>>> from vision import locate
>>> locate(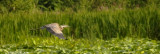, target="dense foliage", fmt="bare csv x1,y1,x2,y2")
0,38,160,53
0,0,160,12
